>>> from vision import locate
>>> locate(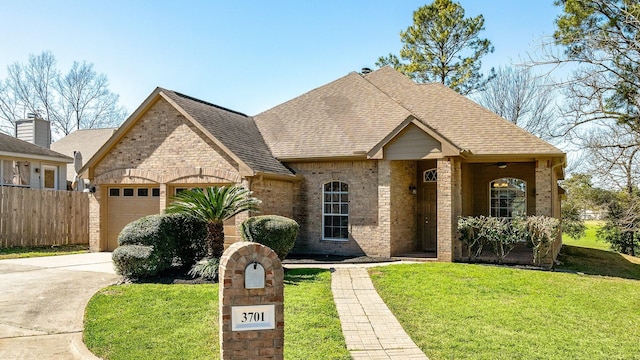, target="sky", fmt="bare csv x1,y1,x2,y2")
0,1,562,117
